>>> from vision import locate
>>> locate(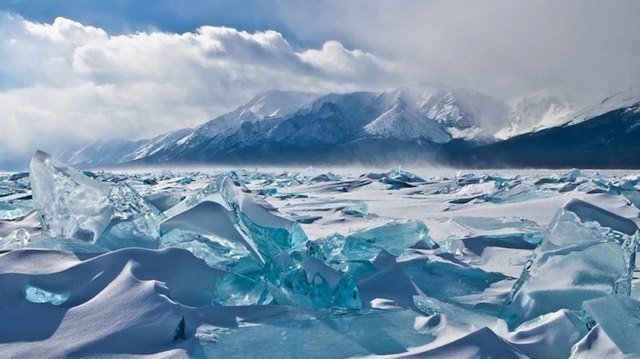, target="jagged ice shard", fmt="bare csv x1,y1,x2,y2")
11,146,640,356
308,220,438,264
159,200,259,272
158,175,353,309
502,198,640,329
30,151,164,250
263,251,361,310
220,177,307,261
